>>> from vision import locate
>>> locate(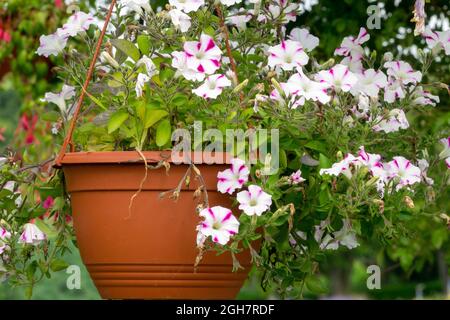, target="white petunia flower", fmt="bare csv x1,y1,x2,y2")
184,34,222,76
287,68,330,104
41,85,76,114
198,206,239,245
268,40,309,71
387,156,421,189
383,79,406,103
319,154,357,179
169,0,205,13
192,74,231,99
335,27,369,57
135,73,150,97
439,137,450,169
315,219,359,250
119,0,152,14
36,33,68,57
411,86,440,106
423,28,450,55
220,0,242,5
341,52,364,74
171,51,205,81
372,108,409,133
237,185,272,216
289,170,306,184
315,64,358,92
217,158,249,194
18,223,46,246
0,227,11,255
137,55,159,77
384,61,422,85
417,159,434,185
168,9,191,33
351,69,388,98
226,9,252,31
289,28,319,52
57,11,95,38
270,82,305,109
